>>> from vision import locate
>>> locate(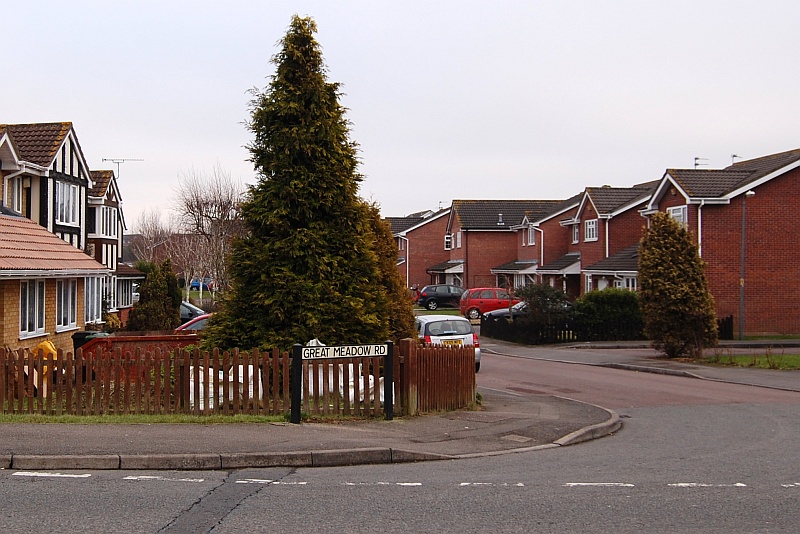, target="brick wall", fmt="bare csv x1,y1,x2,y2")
461,229,518,288
401,214,450,289
1,278,88,354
